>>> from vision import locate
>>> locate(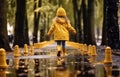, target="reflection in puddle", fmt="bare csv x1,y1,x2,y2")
5,49,79,77
5,47,120,77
